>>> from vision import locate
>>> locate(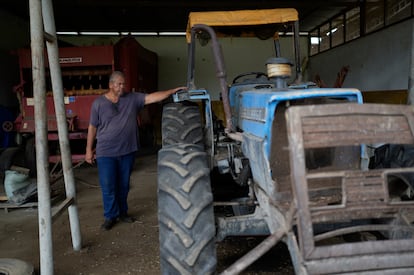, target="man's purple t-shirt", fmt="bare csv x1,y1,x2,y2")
89,92,146,158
